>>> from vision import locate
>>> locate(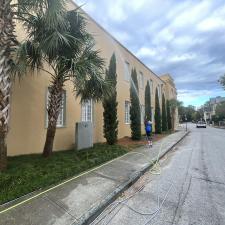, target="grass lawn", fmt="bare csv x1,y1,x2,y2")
0,144,128,205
